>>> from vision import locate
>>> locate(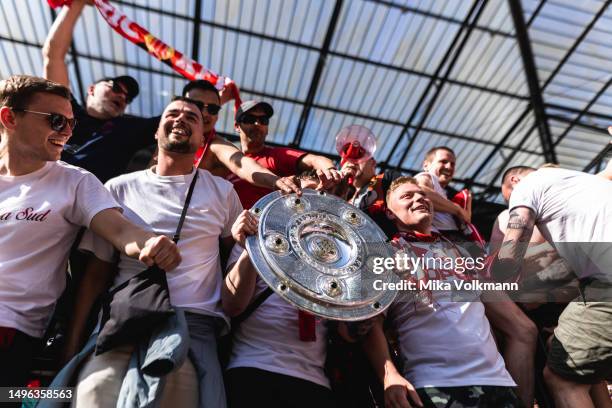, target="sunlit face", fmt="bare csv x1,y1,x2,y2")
156,100,204,154
387,182,433,230
236,106,269,149
7,92,74,163
424,149,456,187
86,80,129,118
184,88,220,134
